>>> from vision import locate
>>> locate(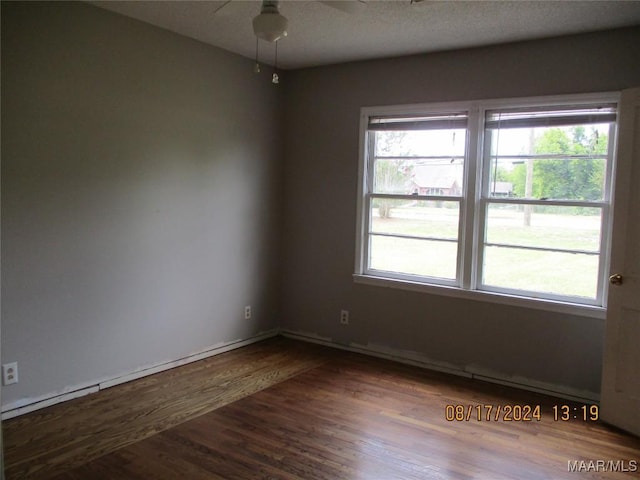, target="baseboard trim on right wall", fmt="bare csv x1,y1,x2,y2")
280,329,600,404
